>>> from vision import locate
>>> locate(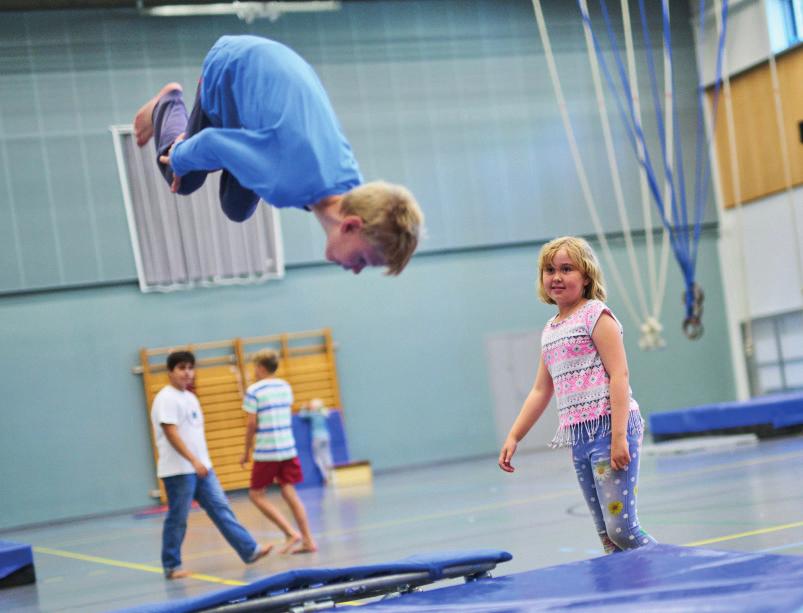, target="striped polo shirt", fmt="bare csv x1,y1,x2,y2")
243,377,297,461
